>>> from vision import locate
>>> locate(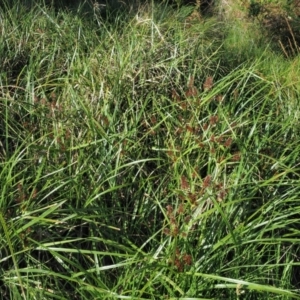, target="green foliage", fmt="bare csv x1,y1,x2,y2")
246,0,300,57
1,0,300,299
248,0,262,17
